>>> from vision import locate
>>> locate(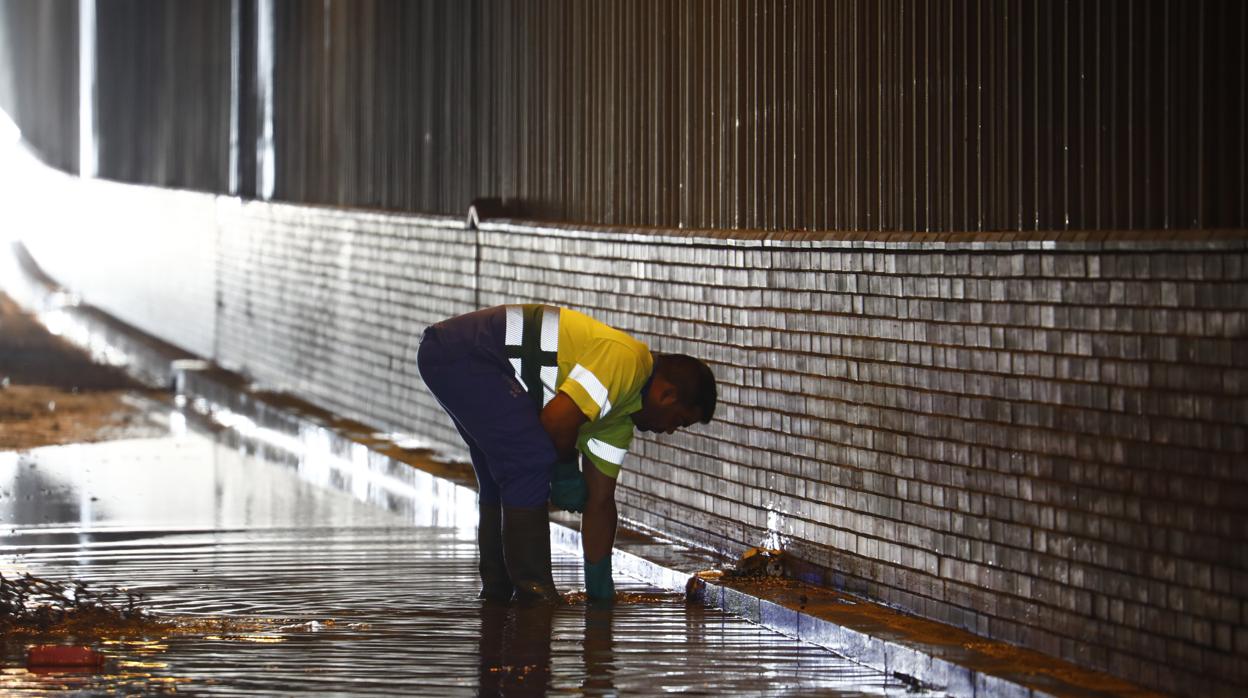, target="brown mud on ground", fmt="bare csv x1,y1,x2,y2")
0,293,167,449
